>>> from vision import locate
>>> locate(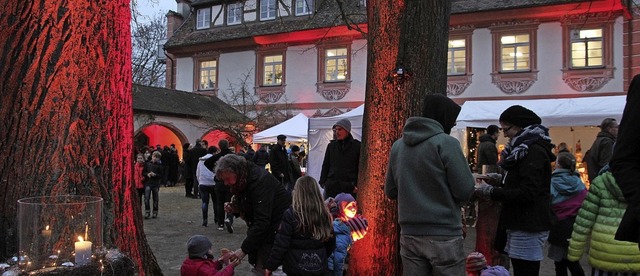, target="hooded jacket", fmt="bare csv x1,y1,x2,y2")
196,153,215,186
384,116,475,236
180,257,234,276
548,168,587,247
568,172,640,272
